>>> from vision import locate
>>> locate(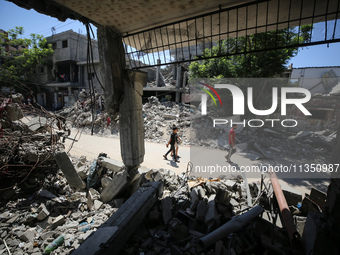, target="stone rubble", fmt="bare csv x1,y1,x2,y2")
0,147,330,254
